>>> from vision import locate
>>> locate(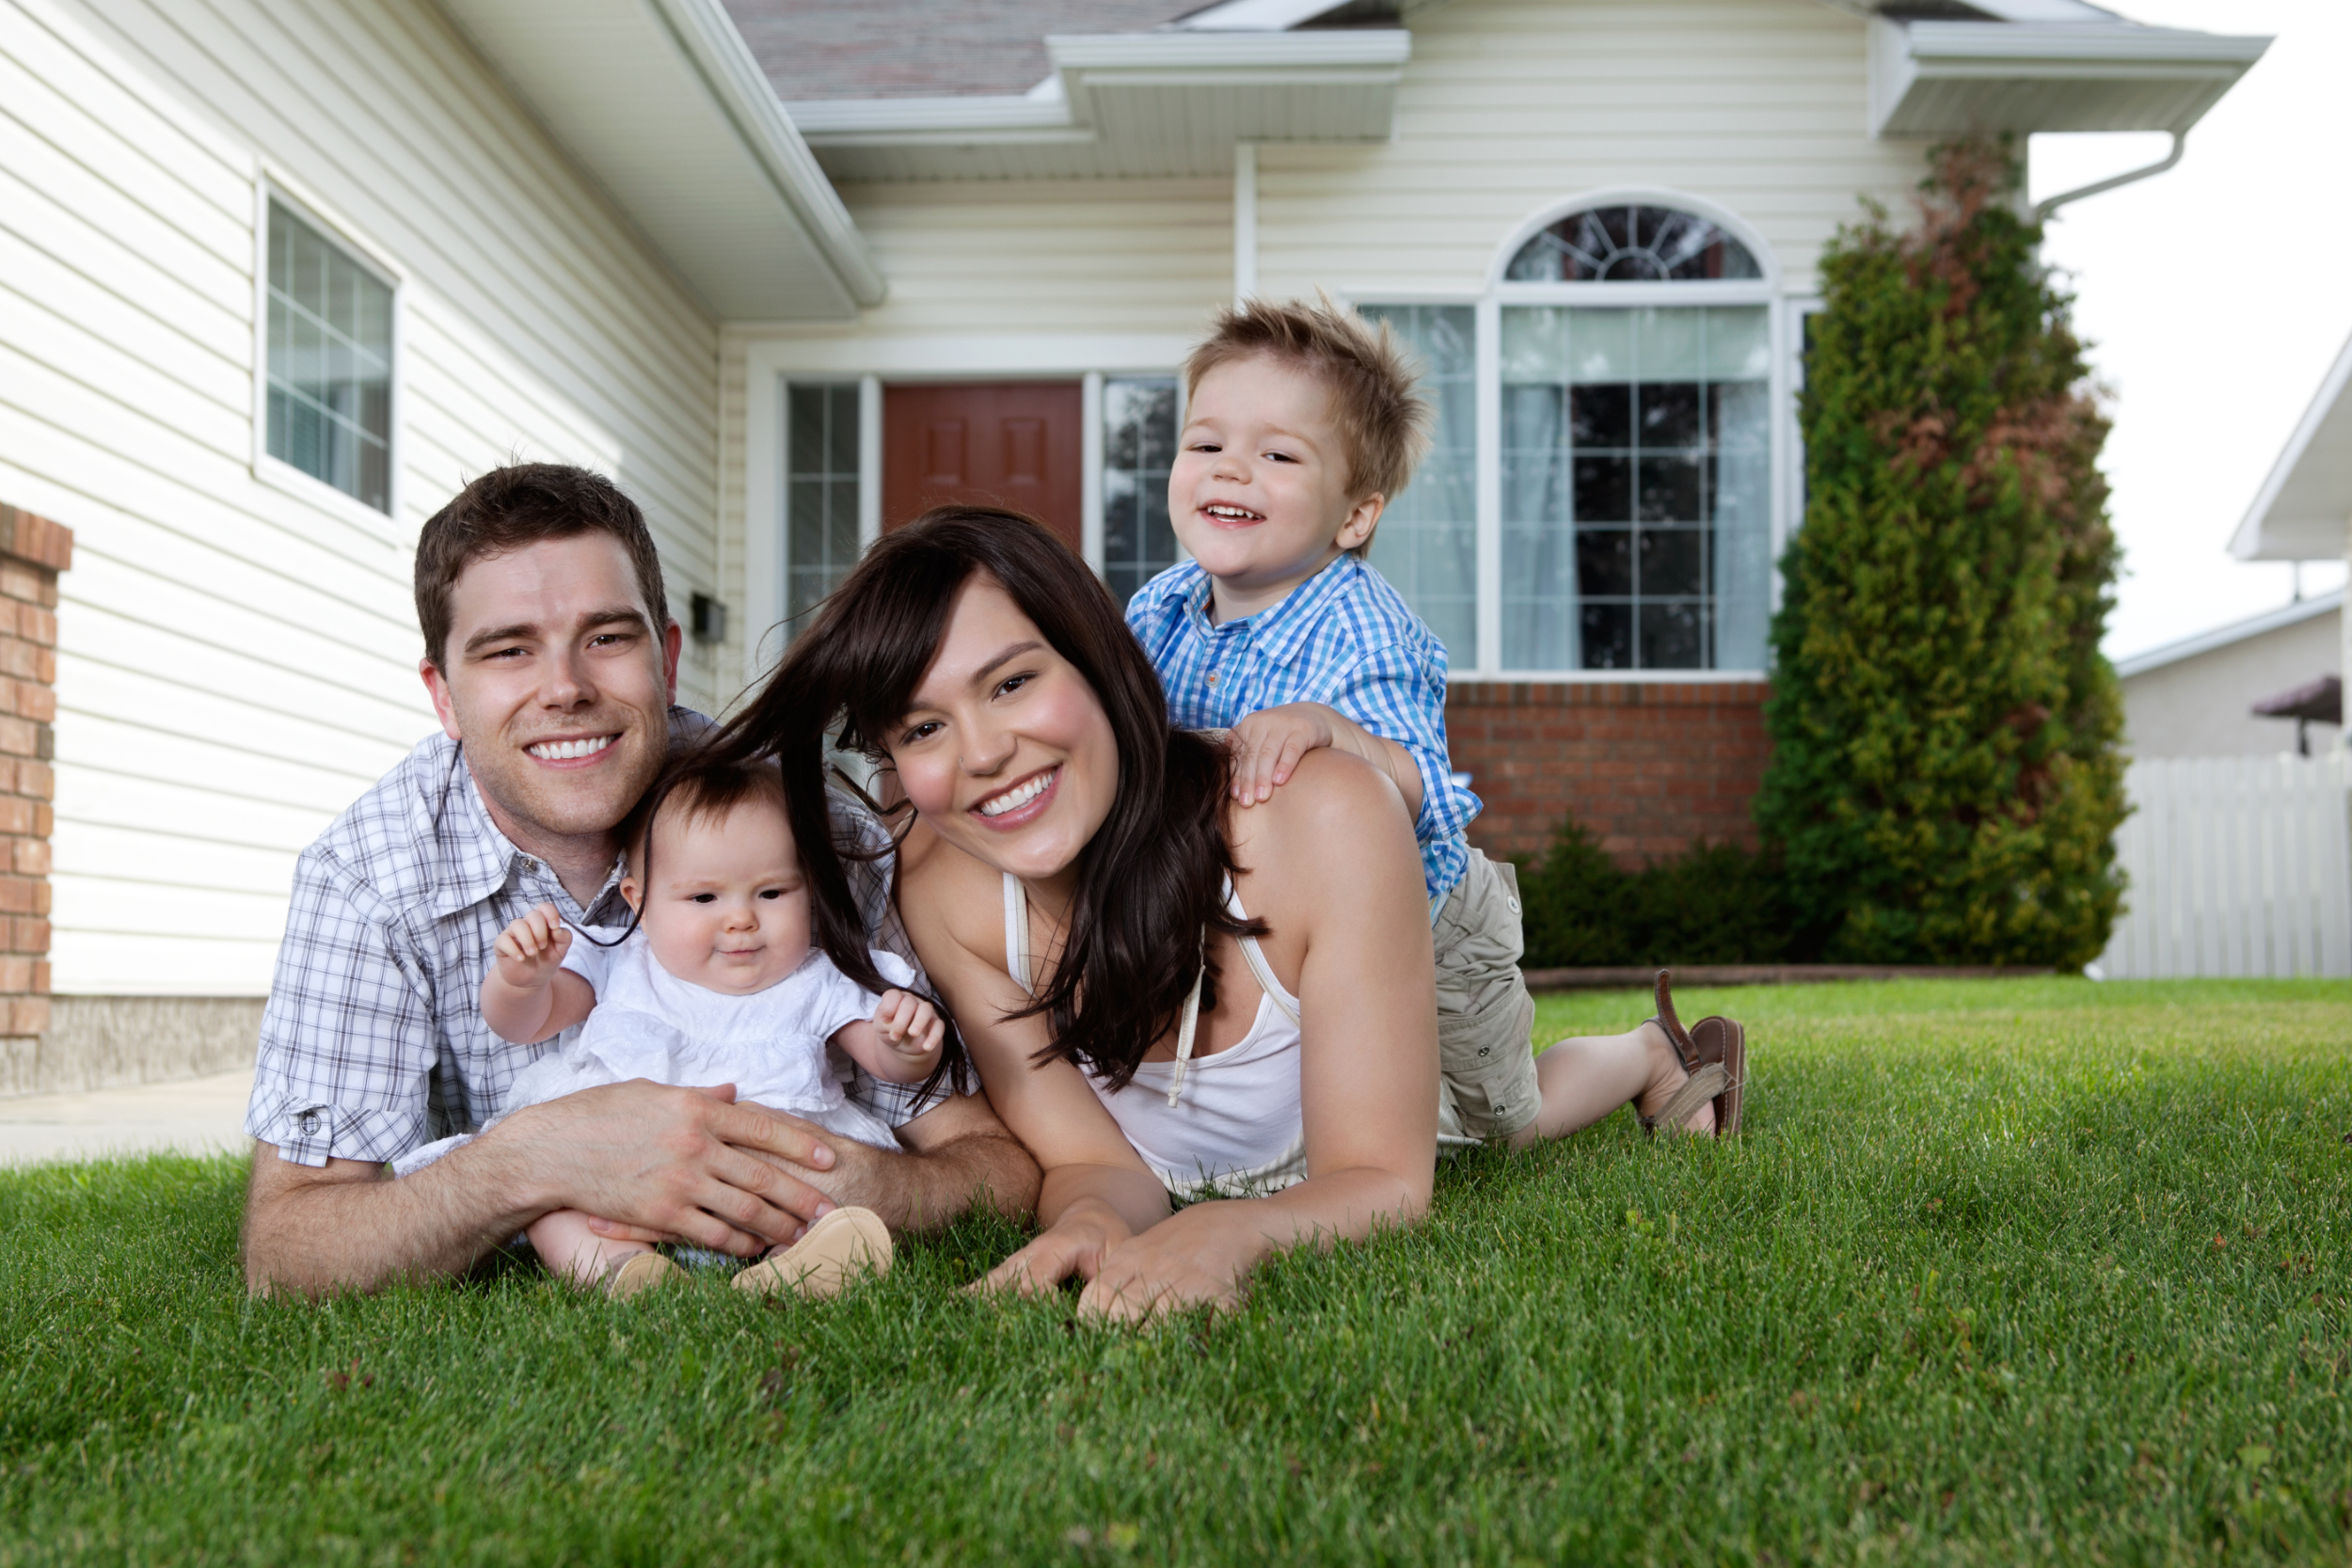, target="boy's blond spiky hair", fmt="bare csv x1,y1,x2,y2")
1183,295,1433,548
